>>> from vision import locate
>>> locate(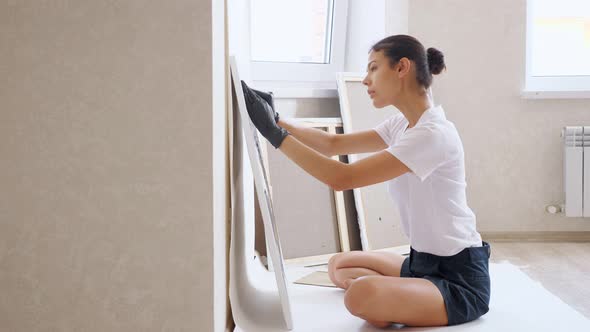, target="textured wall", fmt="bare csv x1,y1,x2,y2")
274,98,340,119
0,1,220,331
409,0,590,232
